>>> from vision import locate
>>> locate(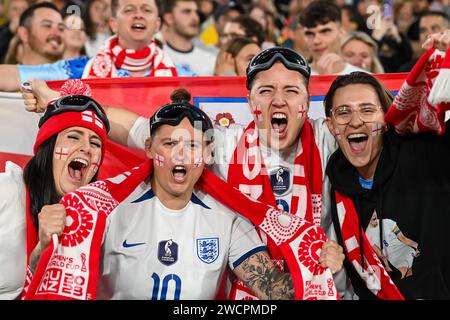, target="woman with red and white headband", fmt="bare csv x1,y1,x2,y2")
0,86,109,299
